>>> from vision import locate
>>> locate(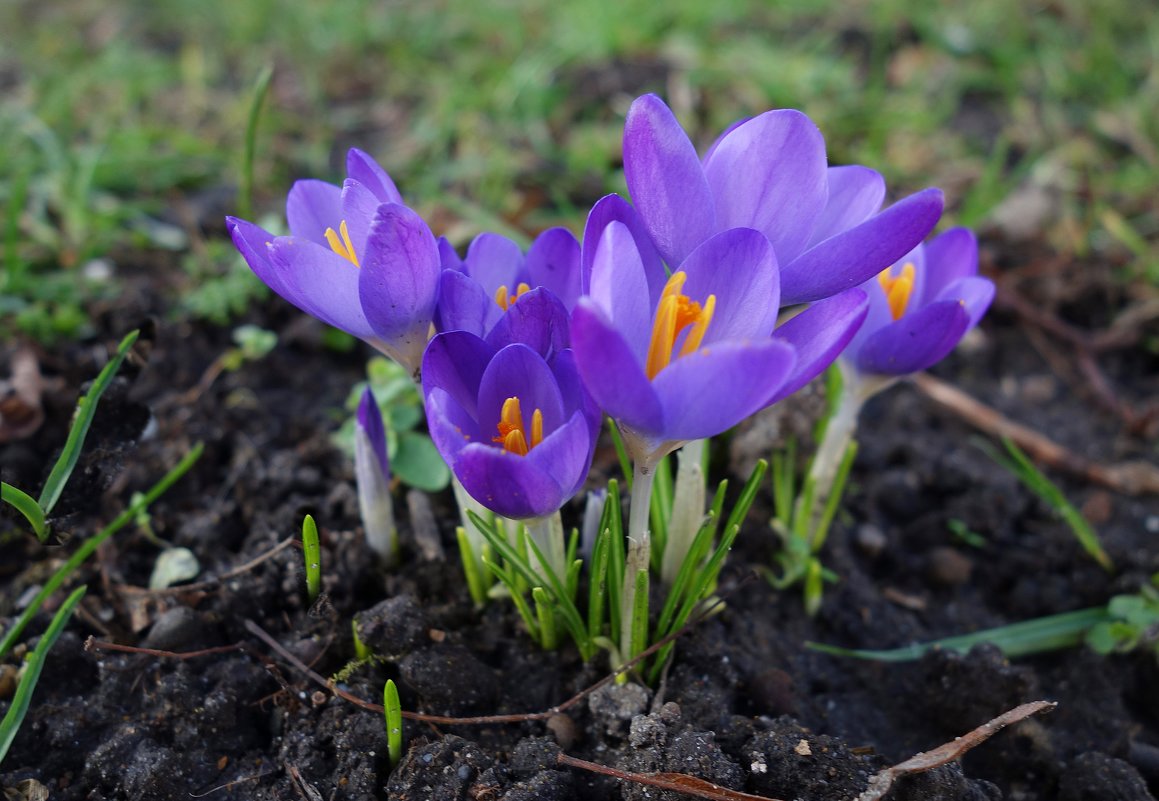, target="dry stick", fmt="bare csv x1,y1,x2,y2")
558,700,1057,801
118,536,297,596
855,700,1056,801
557,753,783,801
244,592,731,725
84,636,244,661
913,373,1159,496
